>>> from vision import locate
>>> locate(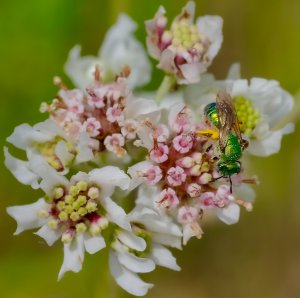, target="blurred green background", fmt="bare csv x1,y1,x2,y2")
1,0,300,297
